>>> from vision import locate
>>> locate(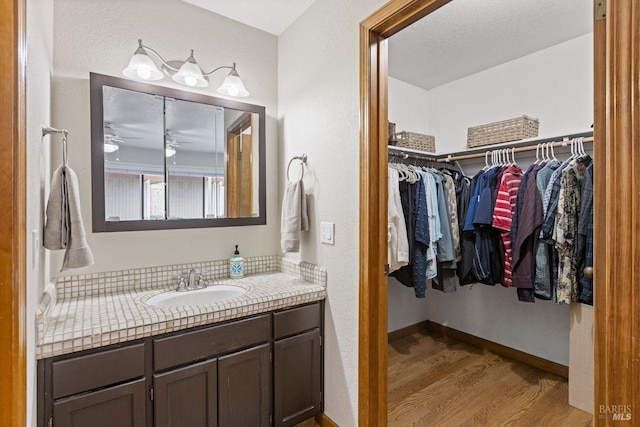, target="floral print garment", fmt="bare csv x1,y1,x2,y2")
555,156,592,304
